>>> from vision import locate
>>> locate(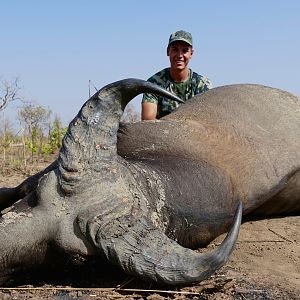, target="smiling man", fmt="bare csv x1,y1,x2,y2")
141,30,212,120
